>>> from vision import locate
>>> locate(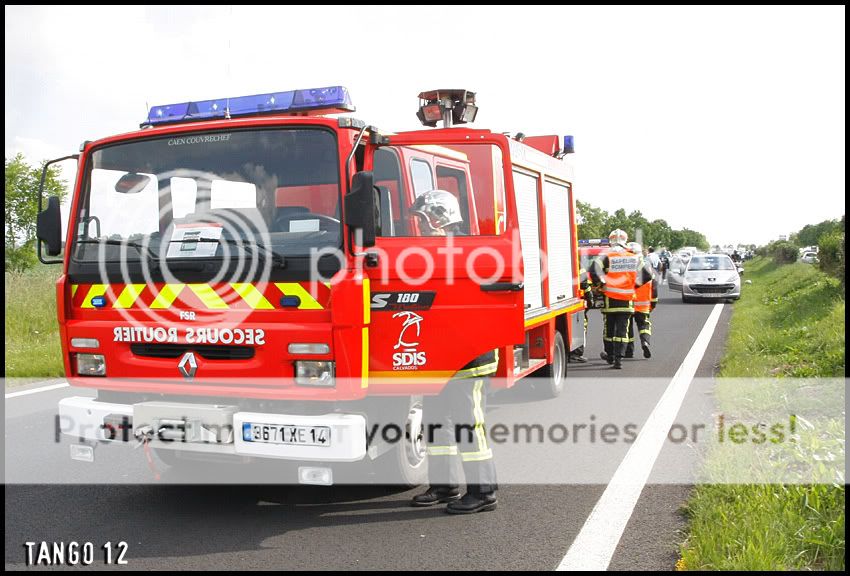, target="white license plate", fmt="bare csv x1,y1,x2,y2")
242,423,331,446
